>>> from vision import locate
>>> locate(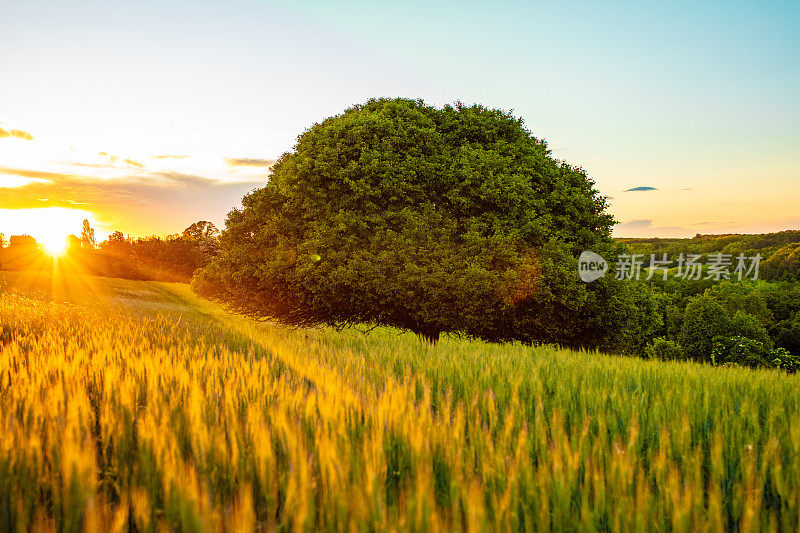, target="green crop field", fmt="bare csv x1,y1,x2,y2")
1,270,799,532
